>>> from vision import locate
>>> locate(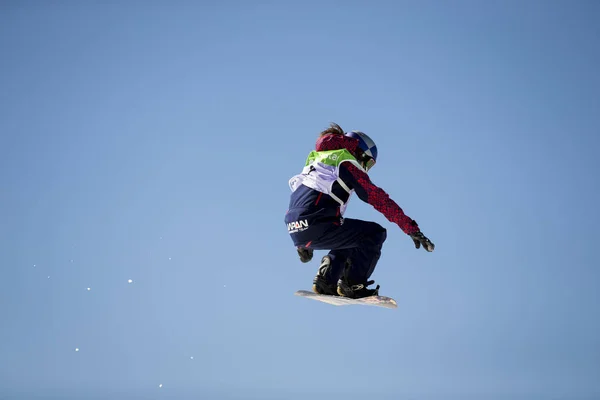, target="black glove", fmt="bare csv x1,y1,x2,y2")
297,247,314,263
410,232,435,252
